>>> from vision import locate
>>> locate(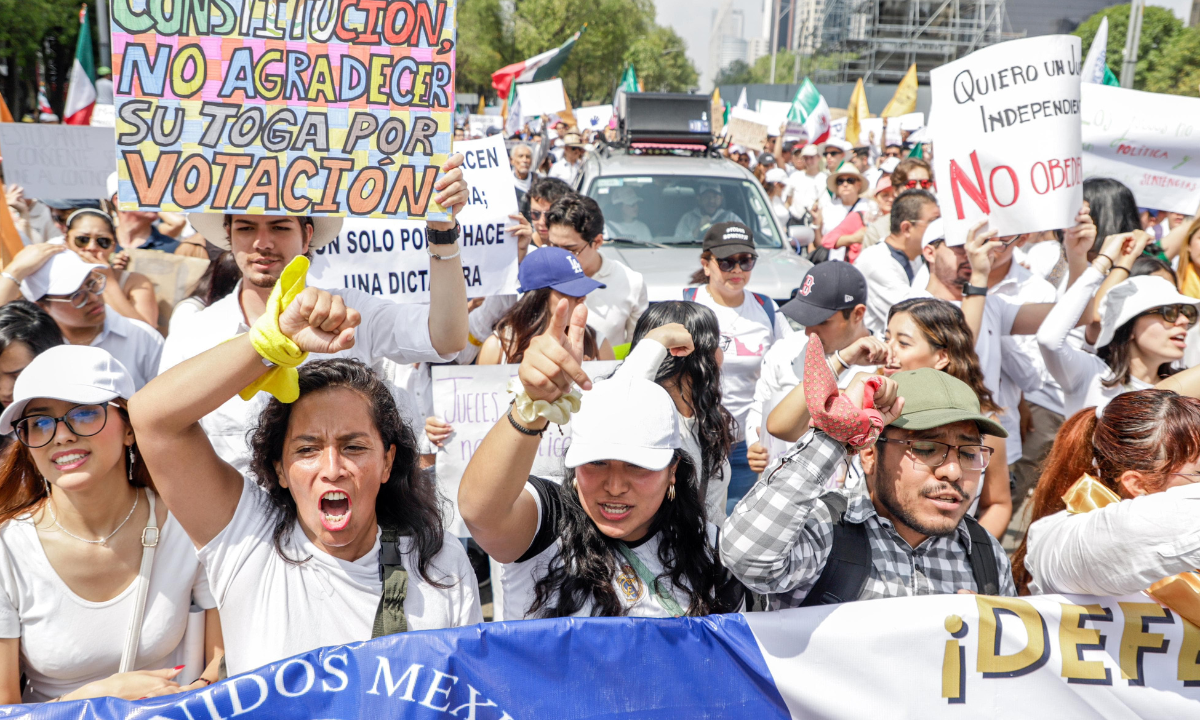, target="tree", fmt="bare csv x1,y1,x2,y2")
0,0,89,117
1073,3,1182,91
625,26,699,93
714,60,754,86
456,0,515,97
1143,26,1200,97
